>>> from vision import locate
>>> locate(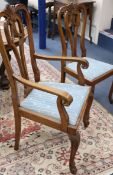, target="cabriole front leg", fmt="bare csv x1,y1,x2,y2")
83,93,93,128
69,131,80,174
